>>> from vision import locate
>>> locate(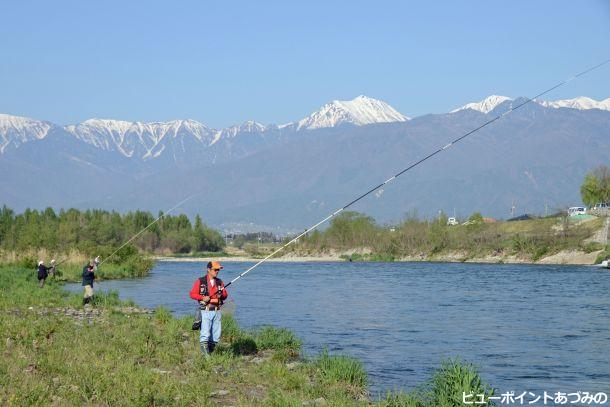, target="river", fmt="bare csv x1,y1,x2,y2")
68,261,610,397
